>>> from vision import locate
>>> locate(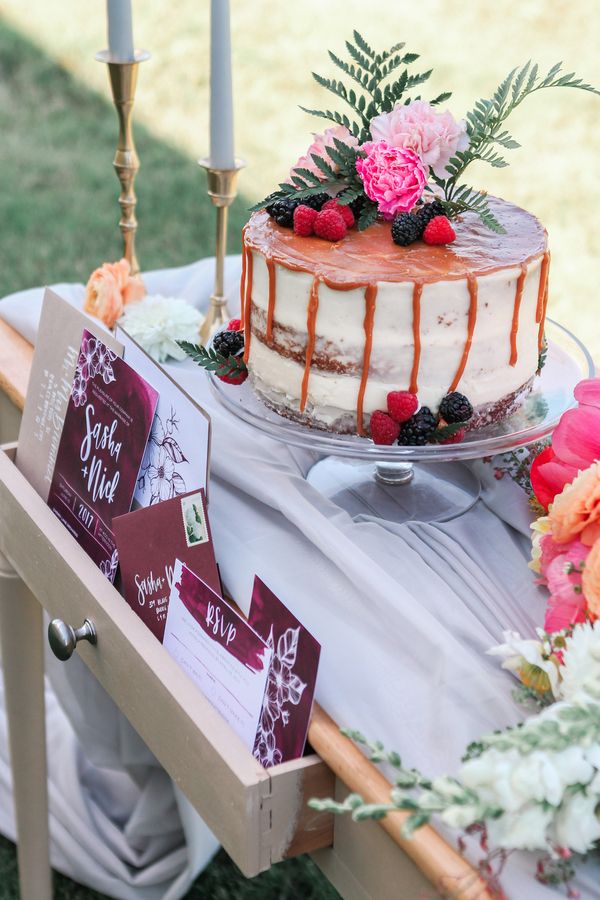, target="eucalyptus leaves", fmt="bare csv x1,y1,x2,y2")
310,621,600,890
253,31,599,233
